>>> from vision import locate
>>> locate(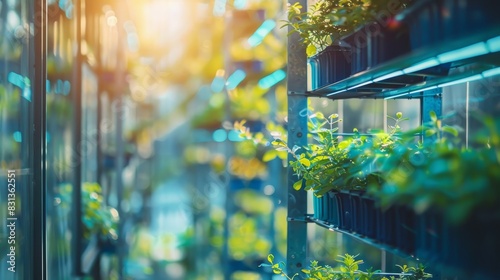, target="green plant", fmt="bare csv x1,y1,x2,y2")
372,112,500,224
260,253,432,279
81,182,119,240
59,182,119,240
282,0,411,56
268,111,406,196
239,109,500,223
